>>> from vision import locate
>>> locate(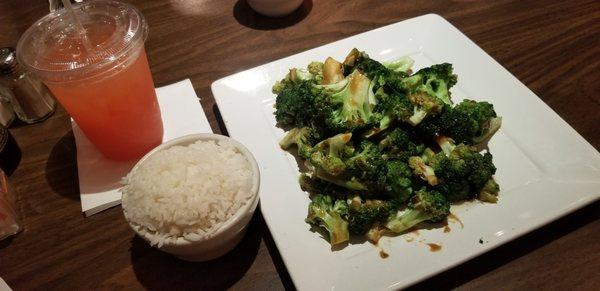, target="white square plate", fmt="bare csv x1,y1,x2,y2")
211,14,600,290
